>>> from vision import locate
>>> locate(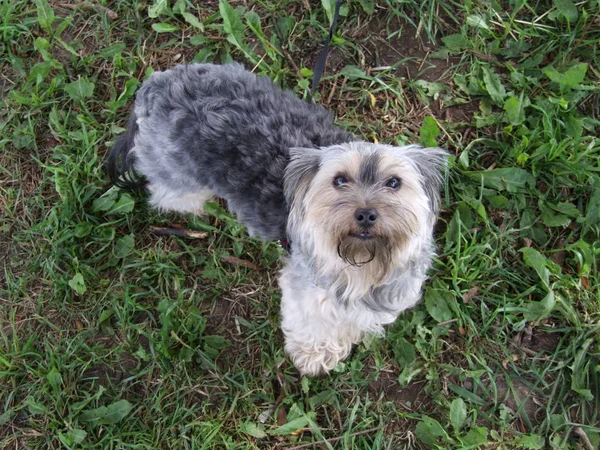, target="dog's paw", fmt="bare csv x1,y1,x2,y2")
285,339,353,376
